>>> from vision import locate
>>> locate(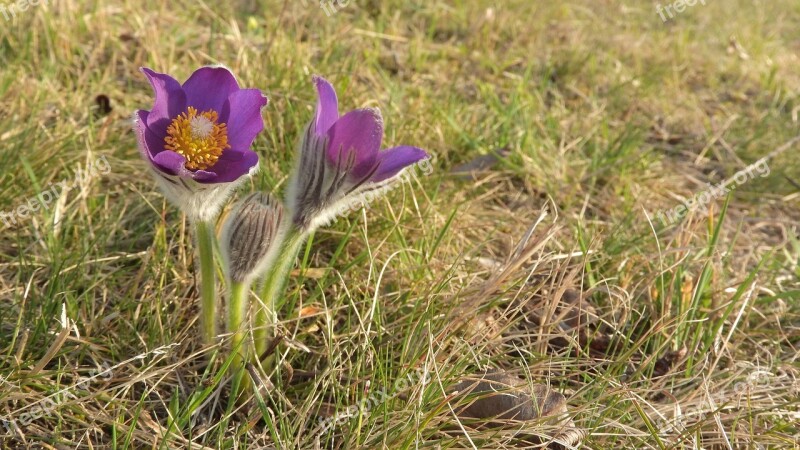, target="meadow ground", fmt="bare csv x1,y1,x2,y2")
1,0,799,448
